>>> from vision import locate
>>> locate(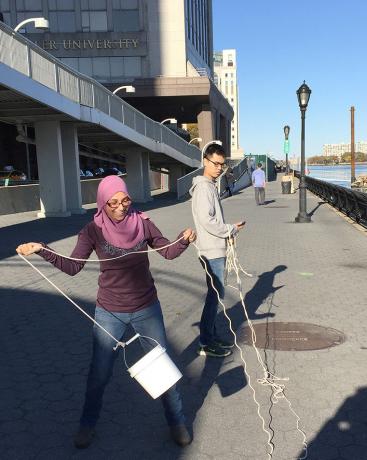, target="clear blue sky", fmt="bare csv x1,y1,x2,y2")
213,0,367,158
